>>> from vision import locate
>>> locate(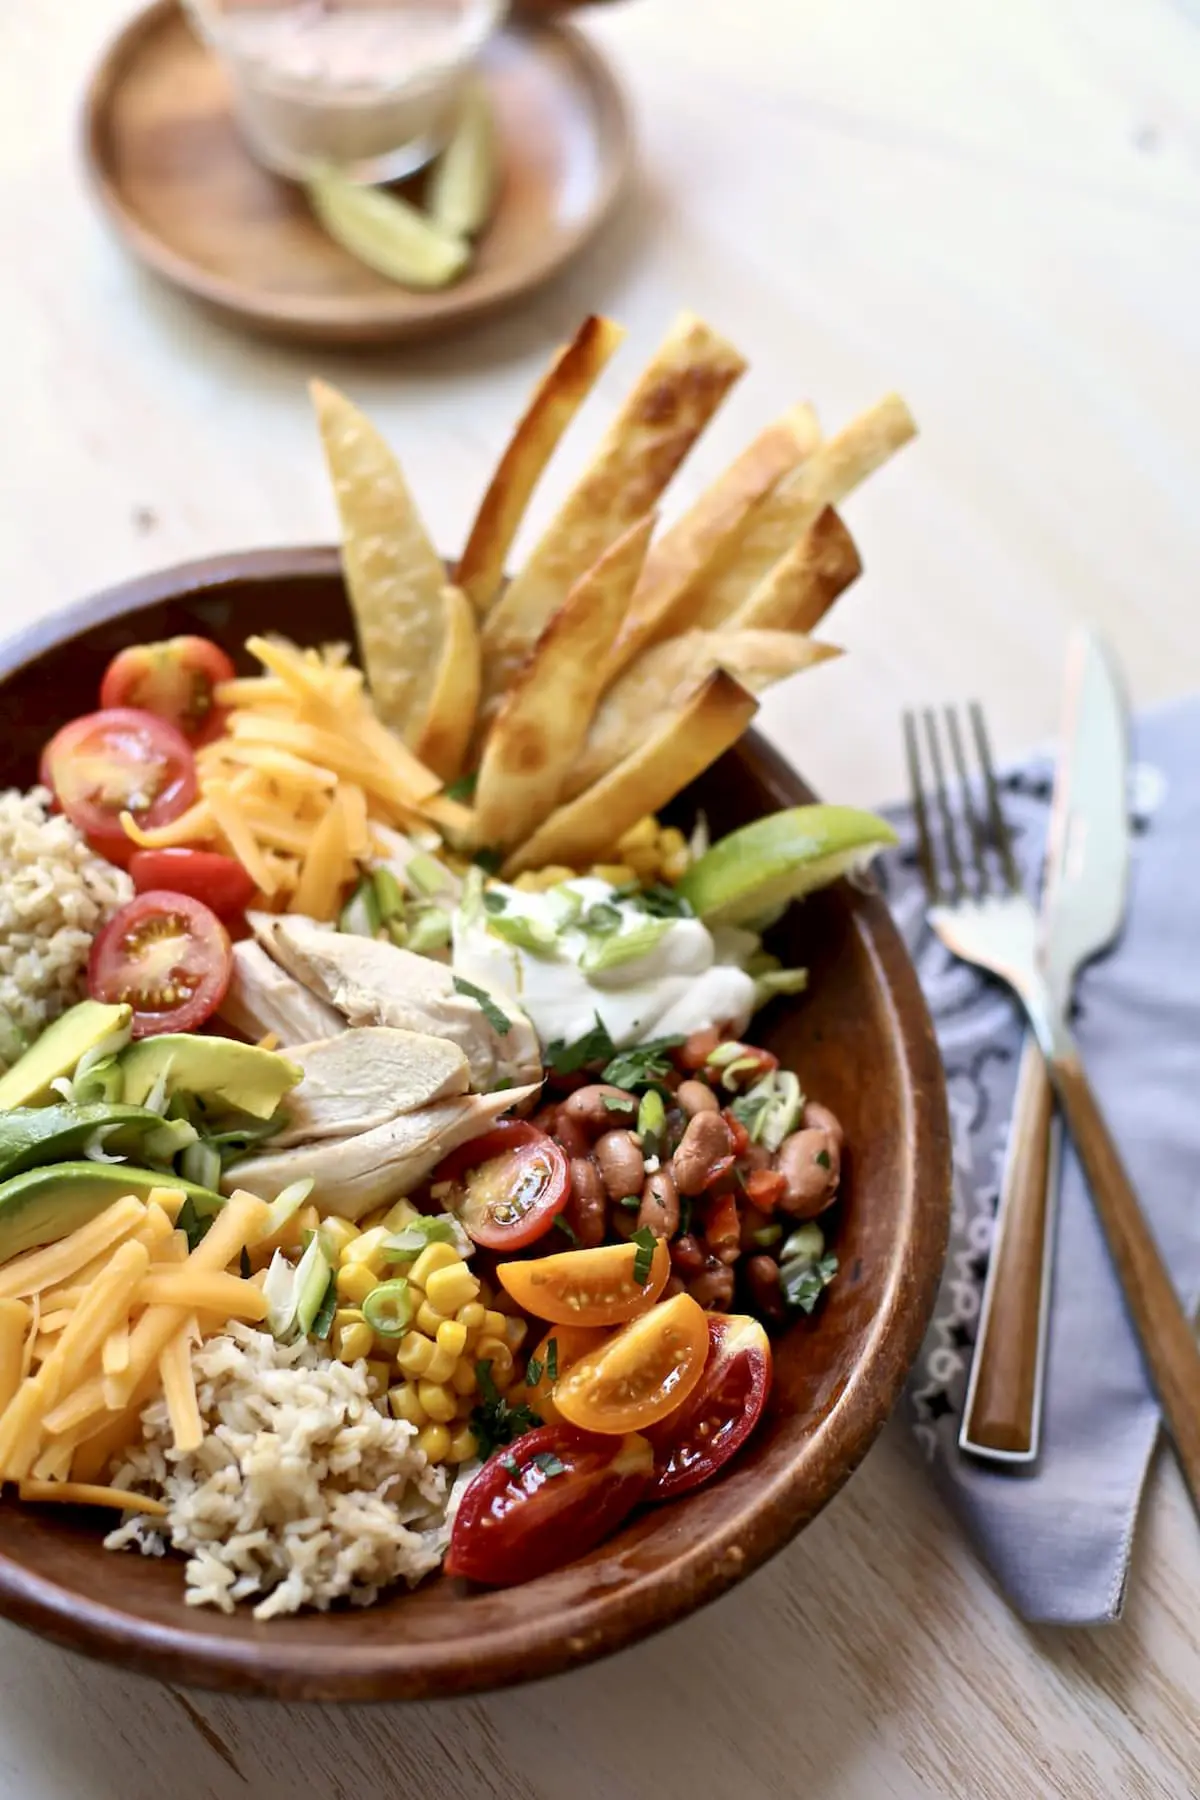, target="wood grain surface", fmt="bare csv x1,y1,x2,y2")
1,0,1199,1791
